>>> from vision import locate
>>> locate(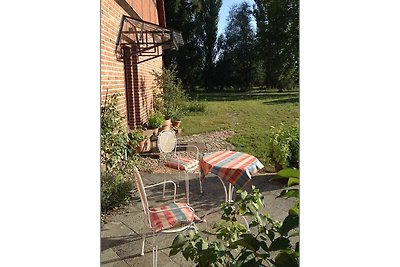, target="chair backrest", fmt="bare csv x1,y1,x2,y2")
132,166,150,220
157,129,177,154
